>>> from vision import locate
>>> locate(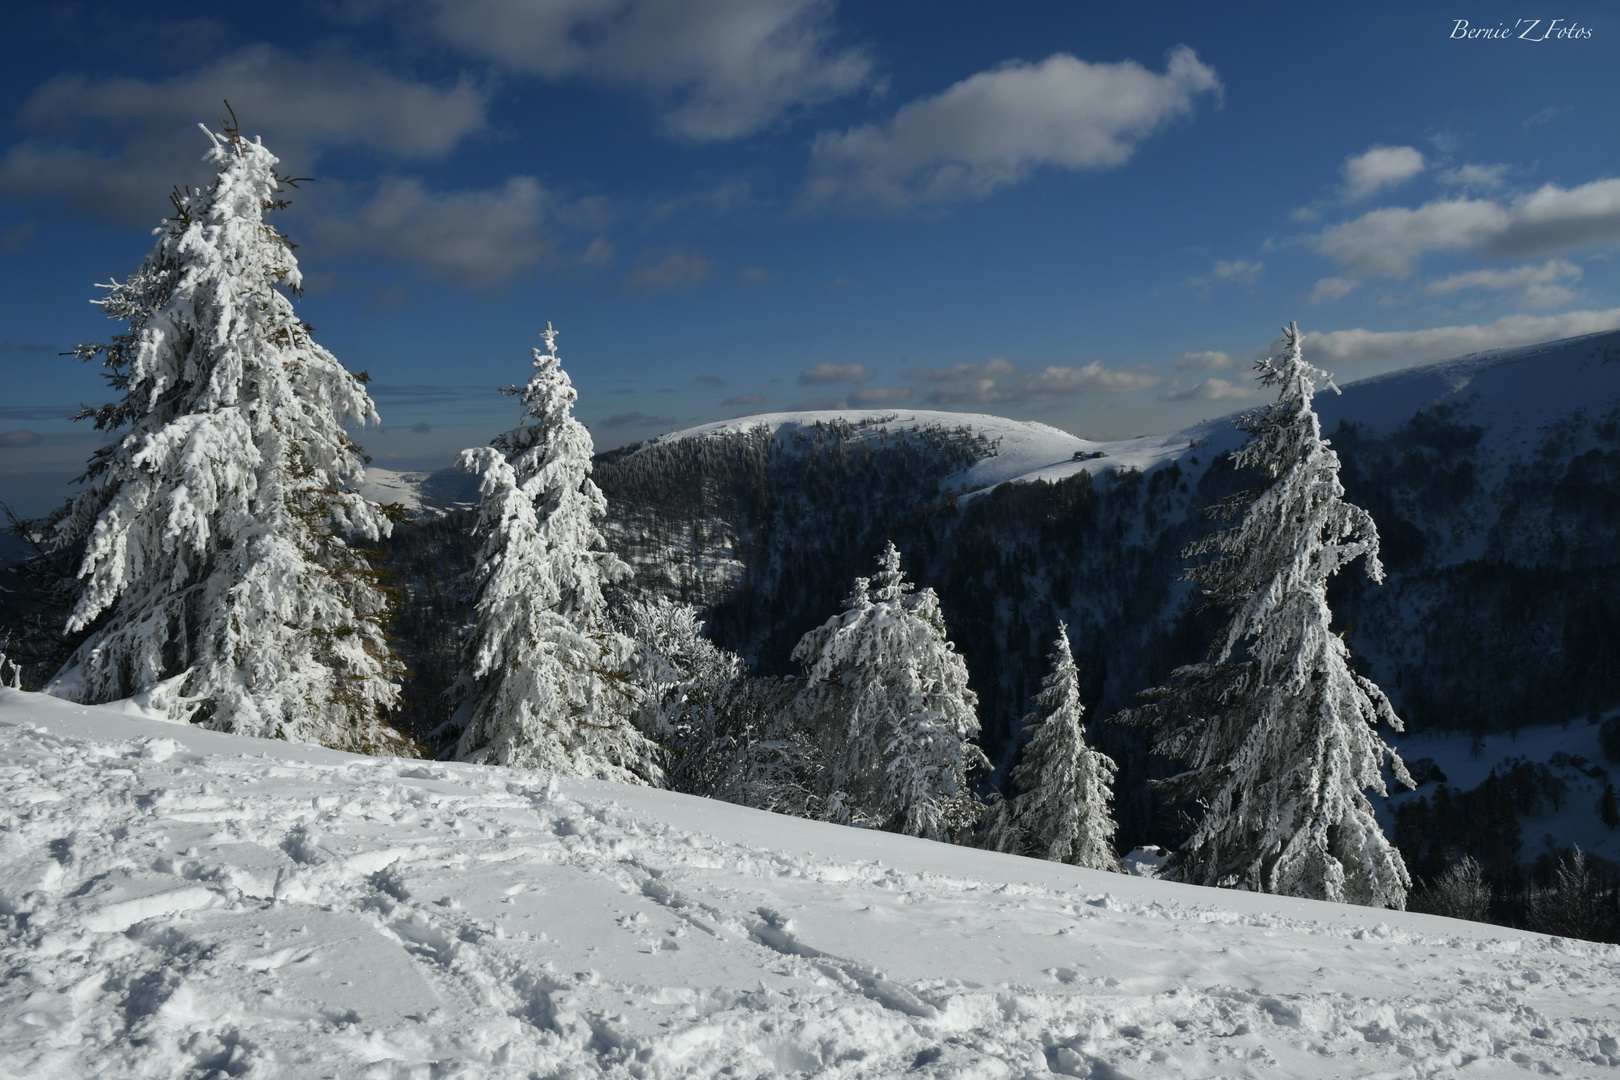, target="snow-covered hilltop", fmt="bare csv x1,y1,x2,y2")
4,689,1618,1079
654,326,1620,501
